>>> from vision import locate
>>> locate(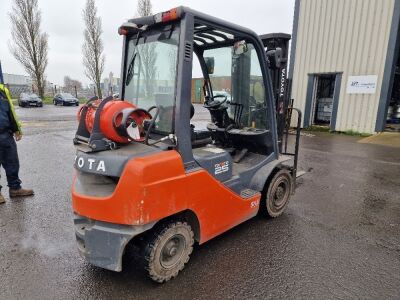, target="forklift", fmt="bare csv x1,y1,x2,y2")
72,7,301,283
